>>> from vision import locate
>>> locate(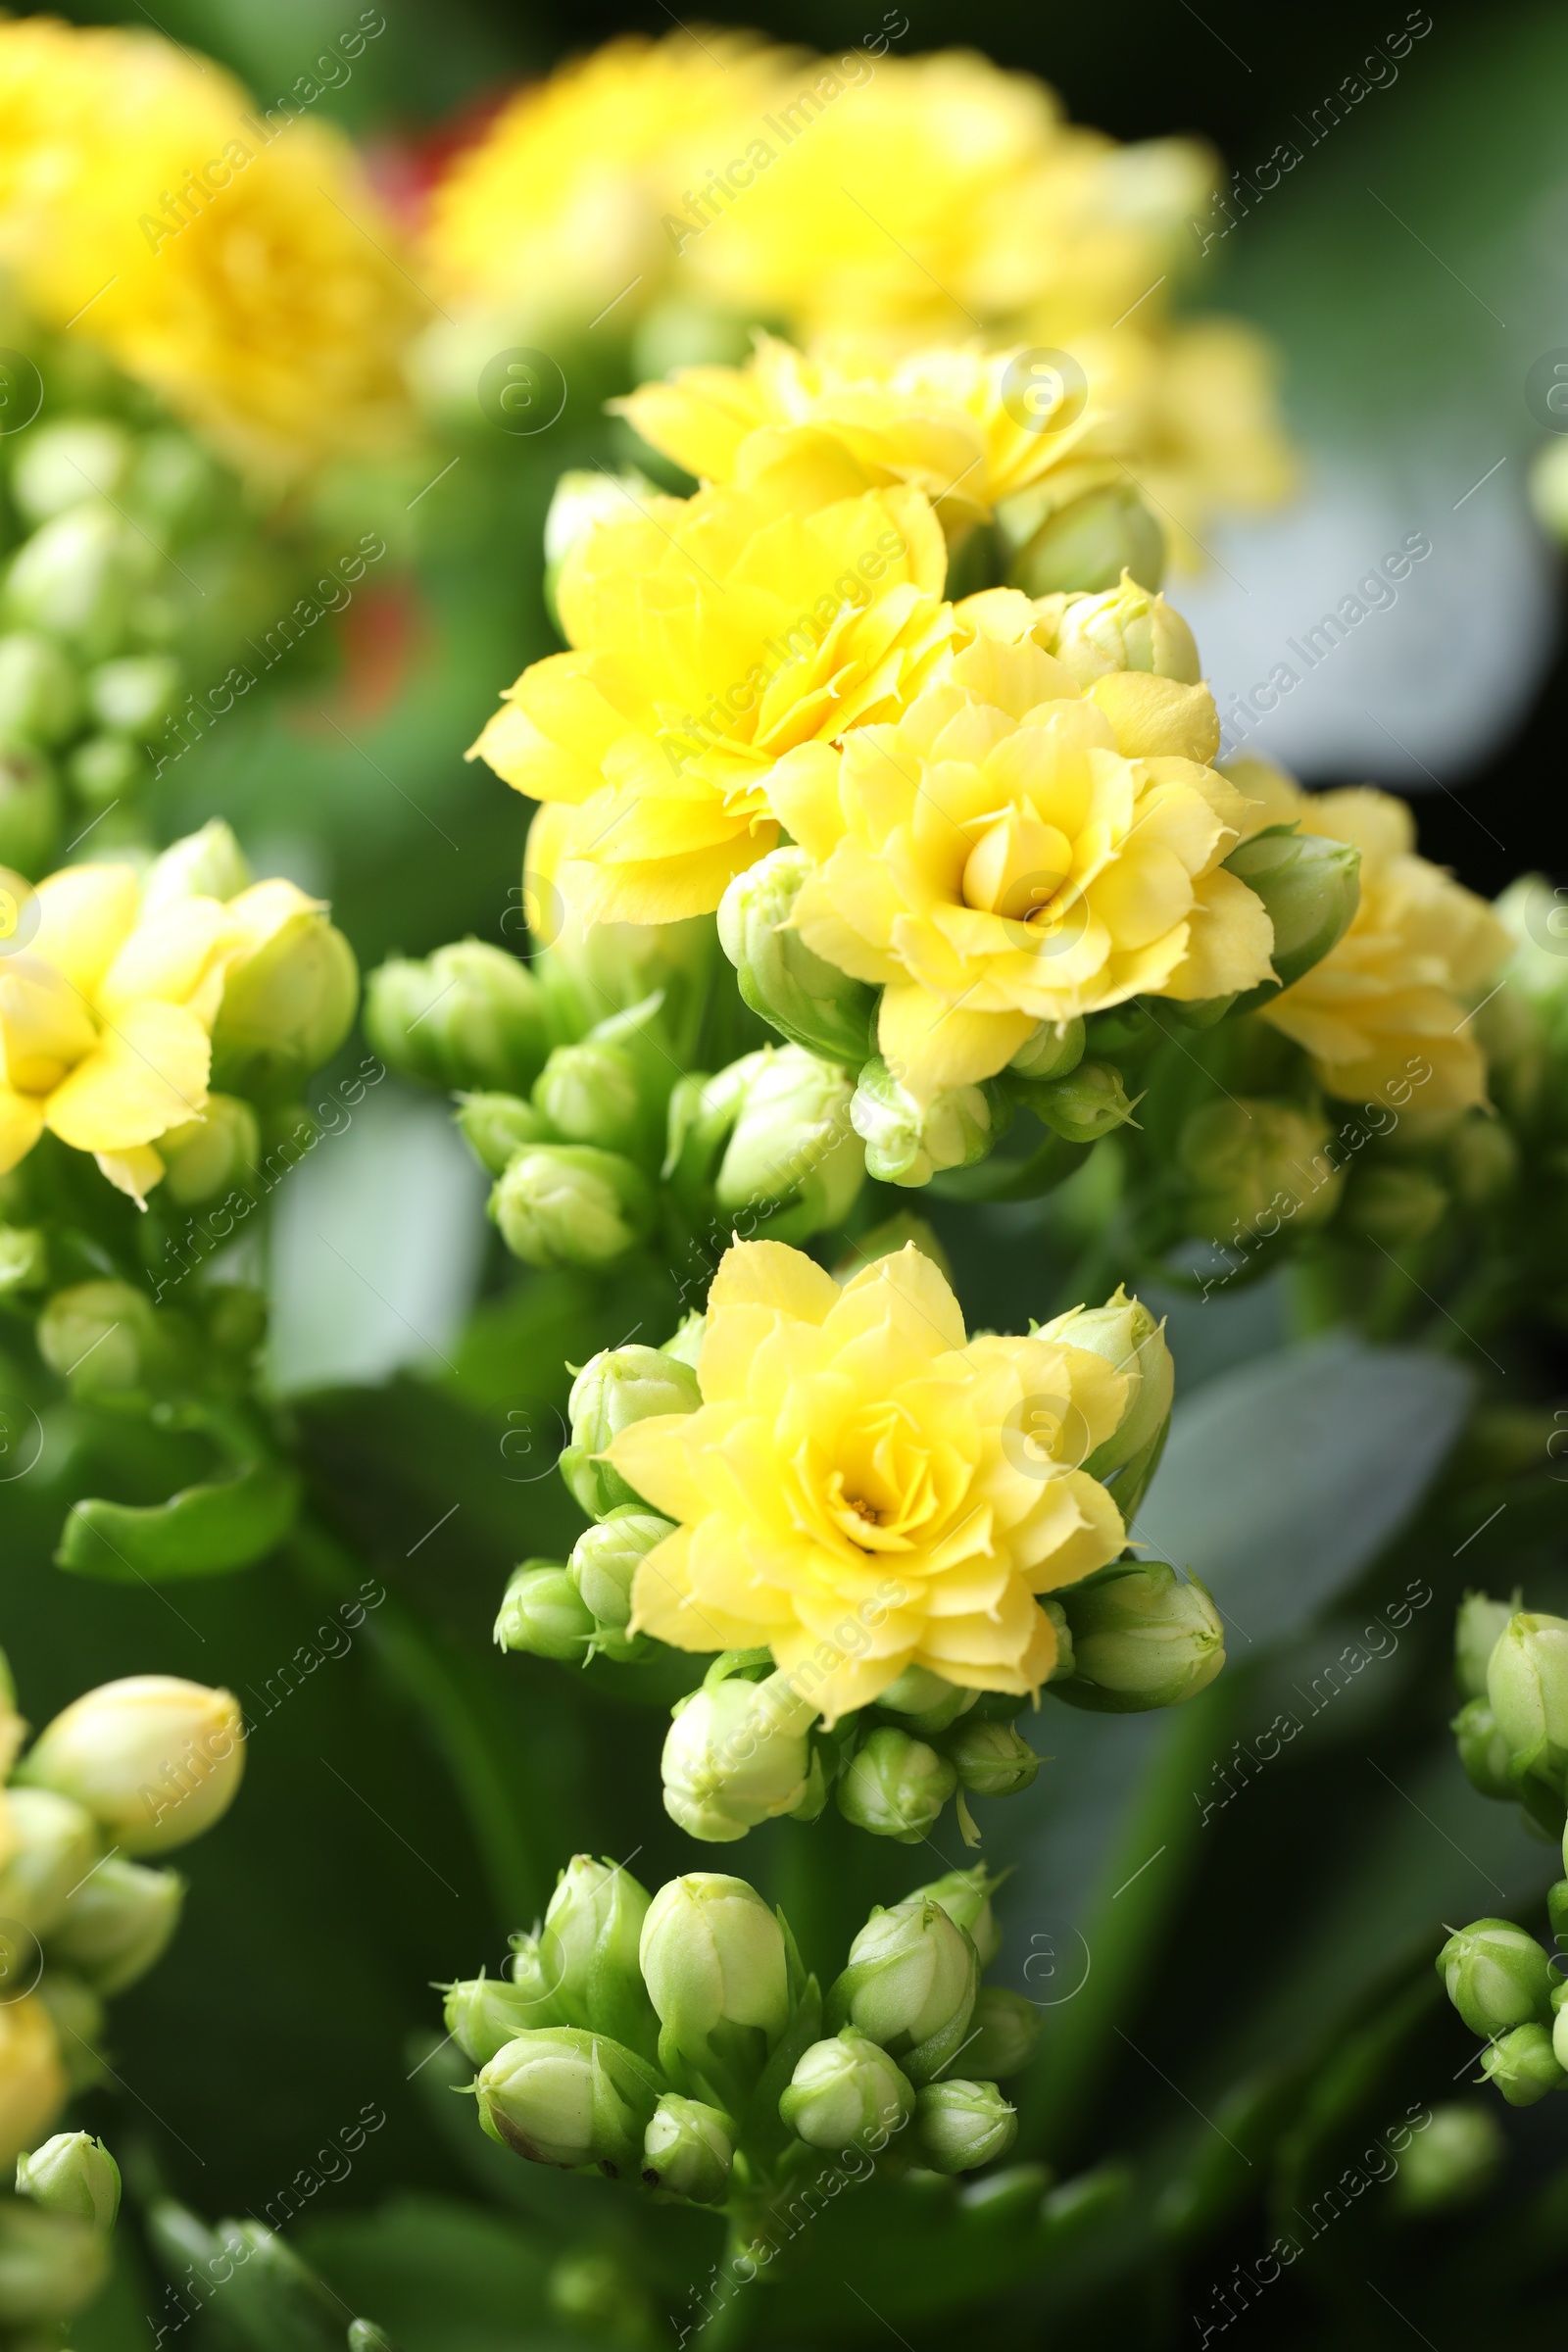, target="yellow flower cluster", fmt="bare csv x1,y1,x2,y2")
0,17,420,477
609,1238,1126,1719
0,860,333,1202
1235,760,1512,1116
